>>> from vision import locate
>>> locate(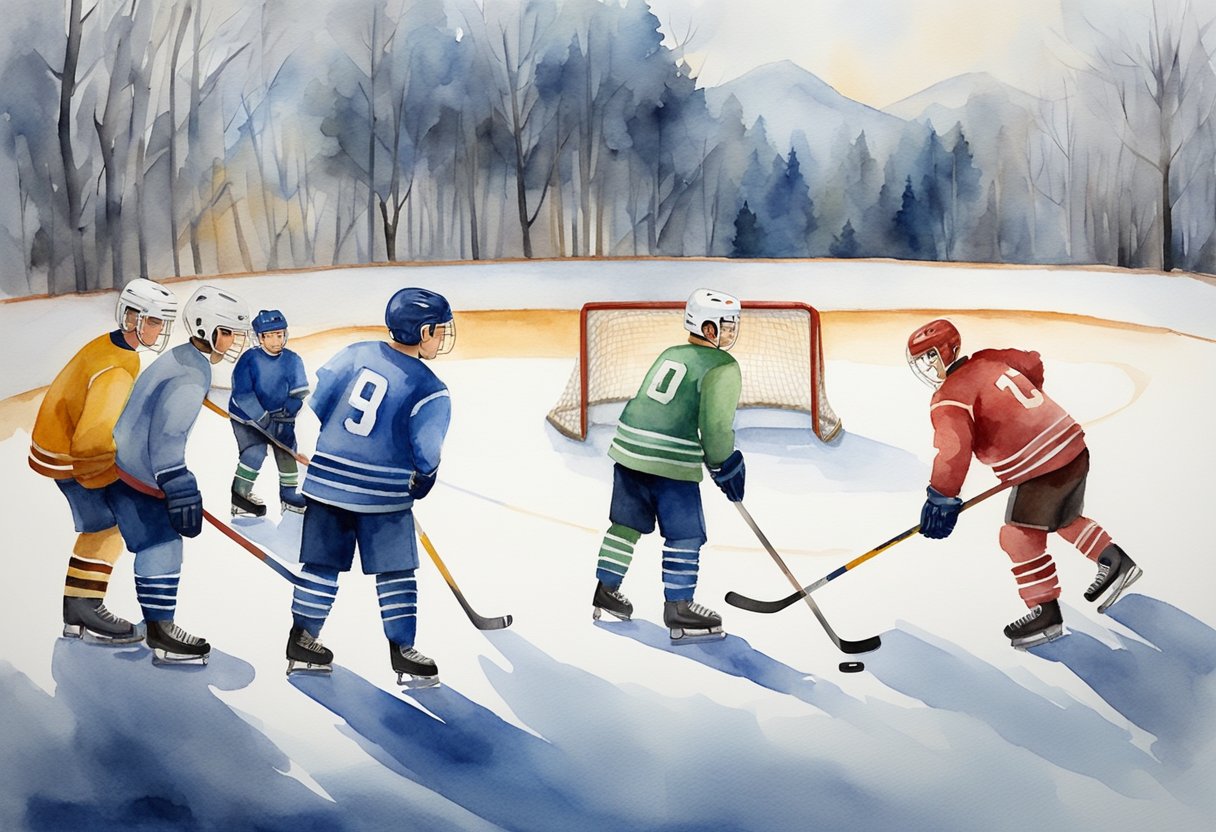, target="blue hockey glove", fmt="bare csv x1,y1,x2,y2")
708,450,746,503
409,468,437,500
920,486,963,539
156,469,203,538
